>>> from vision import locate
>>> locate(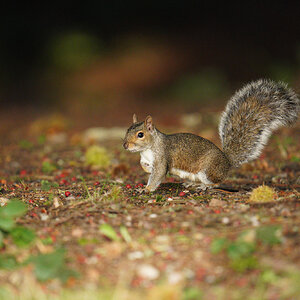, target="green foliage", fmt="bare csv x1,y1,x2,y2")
210,237,228,254
107,185,121,202
49,32,101,72
290,156,300,163
269,62,295,83
19,139,33,150
230,256,258,272
0,198,78,283
30,248,78,282
37,134,46,145
226,241,255,260
0,199,27,233
155,195,164,202
211,226,282,272
99,224,120,242
169,68,229,103
256,225,282,245
0,254,18,270
41,180,59,191
77,238,99,246
11,226,36,247
183,287,203,300
0,199,27,219
120,226,132,243
42,161,57,174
